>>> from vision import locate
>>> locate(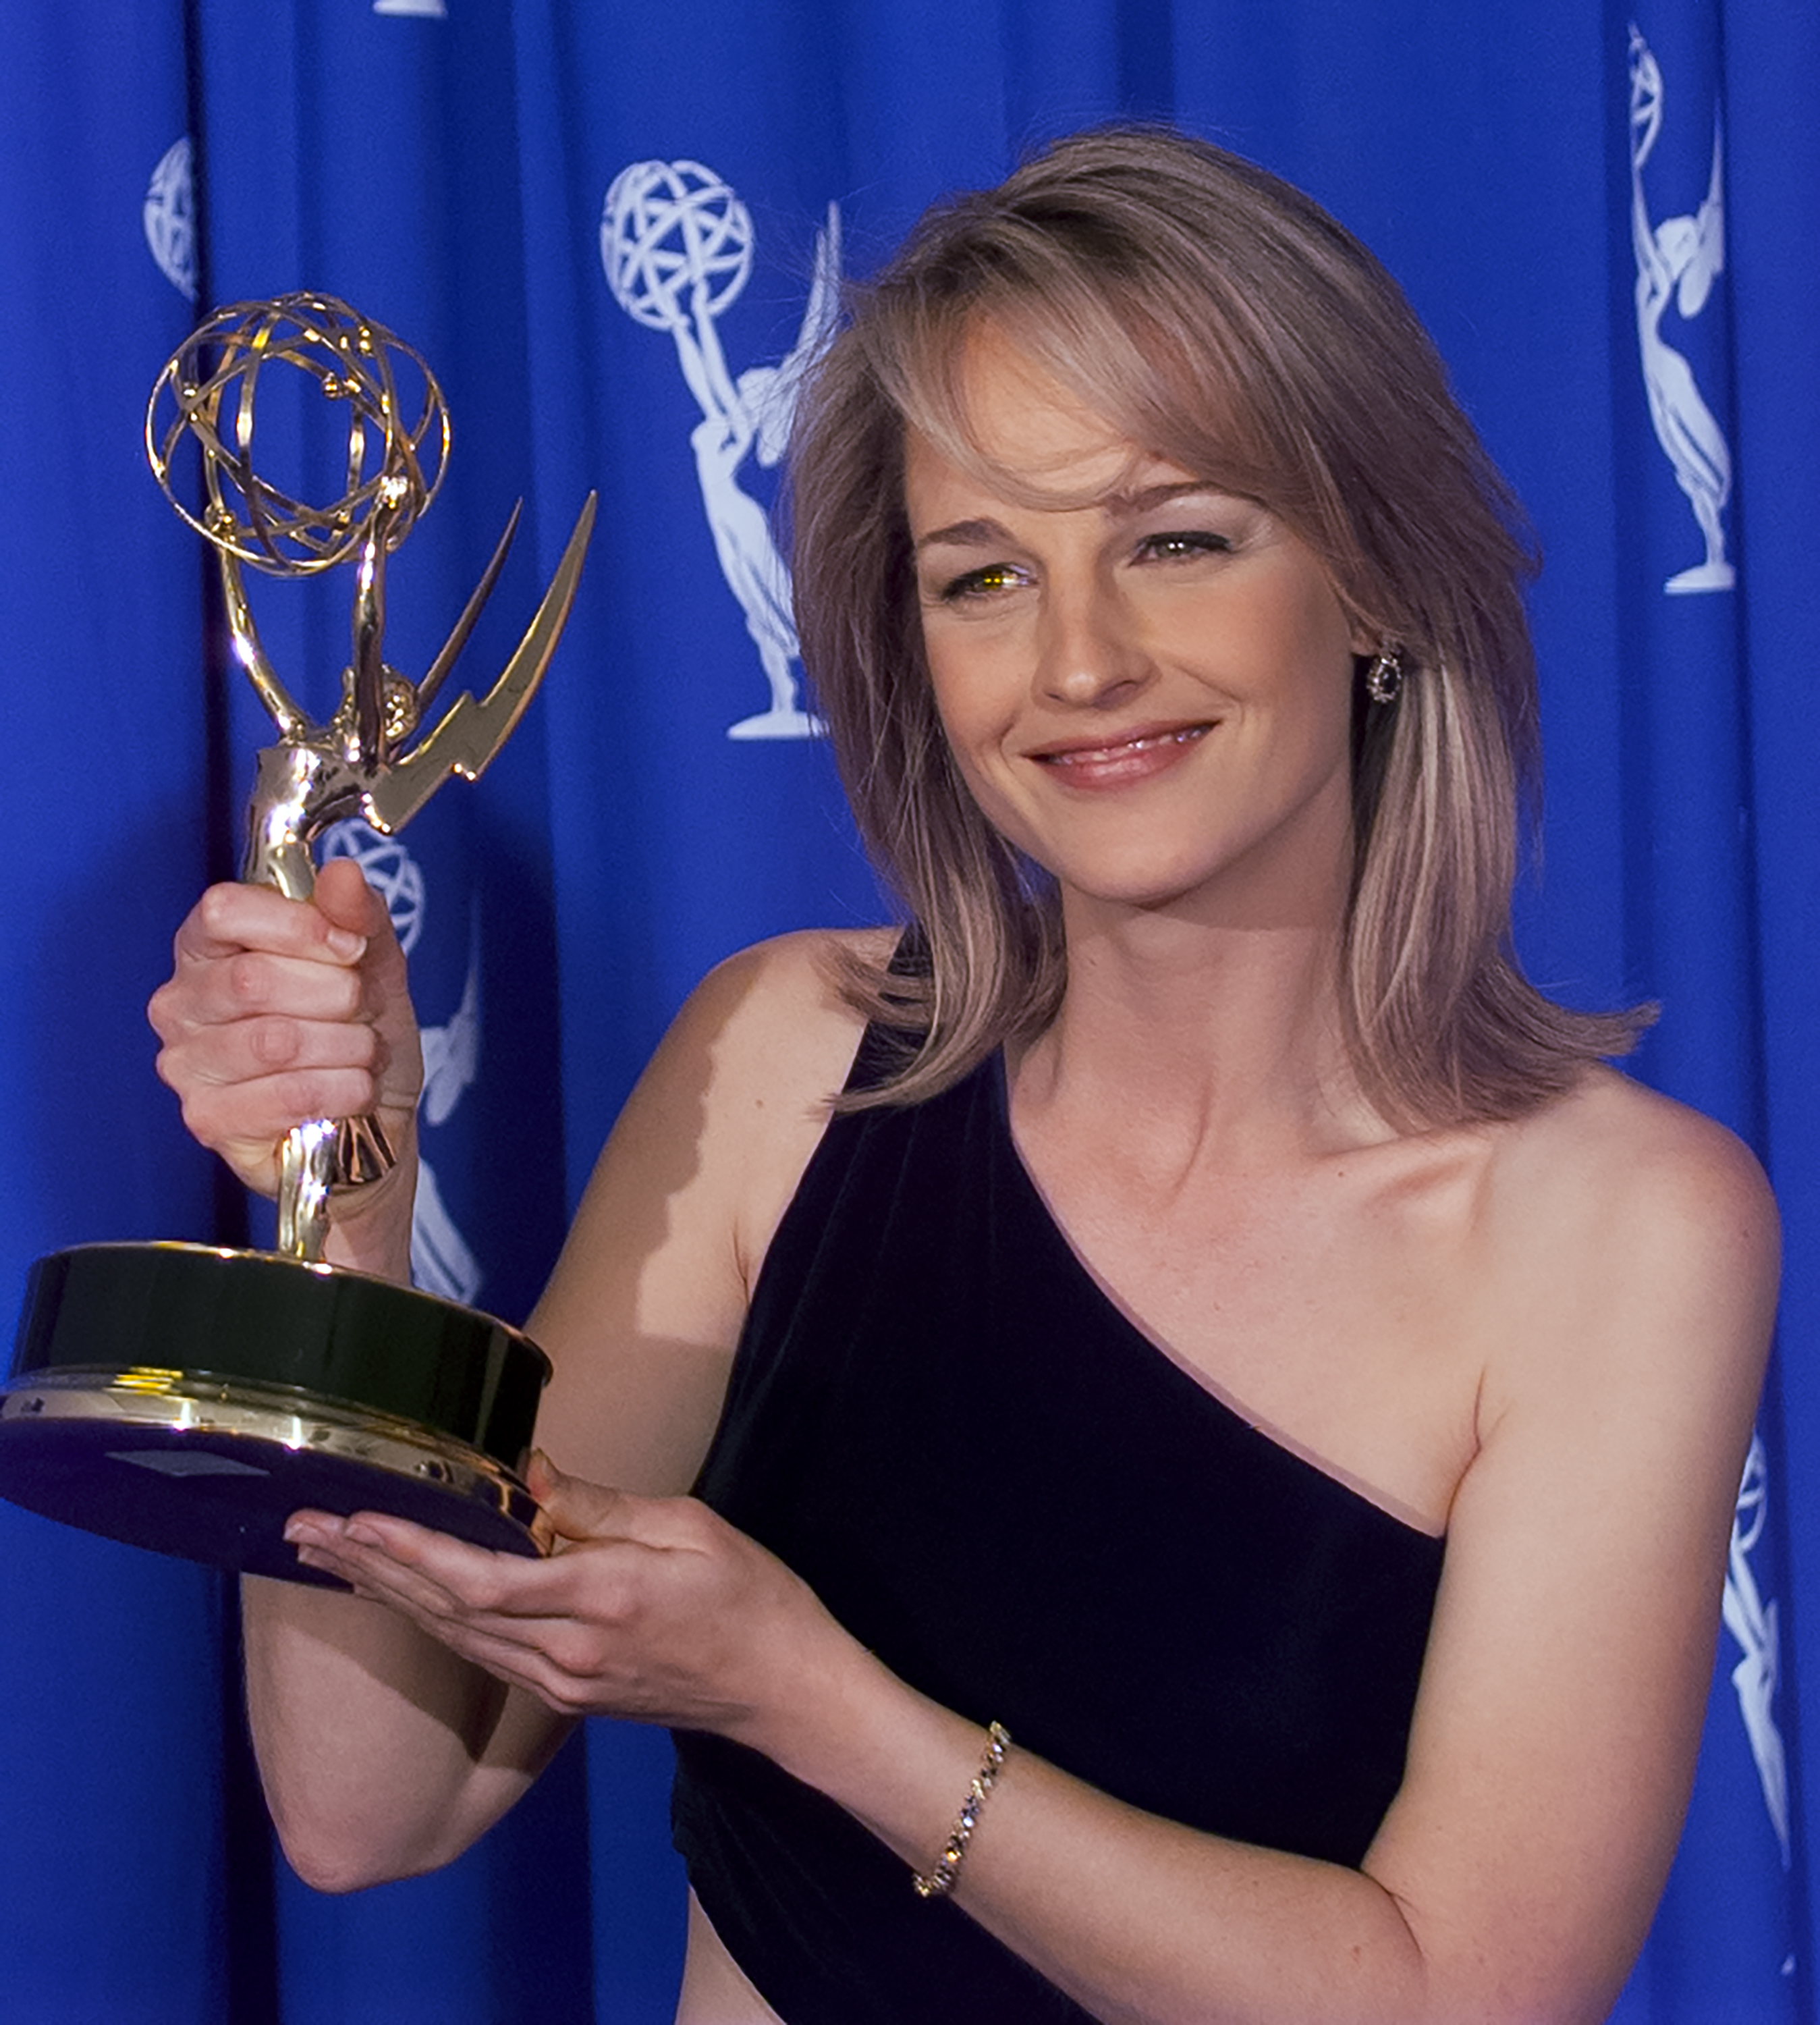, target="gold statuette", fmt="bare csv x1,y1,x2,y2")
0,296,595,1582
